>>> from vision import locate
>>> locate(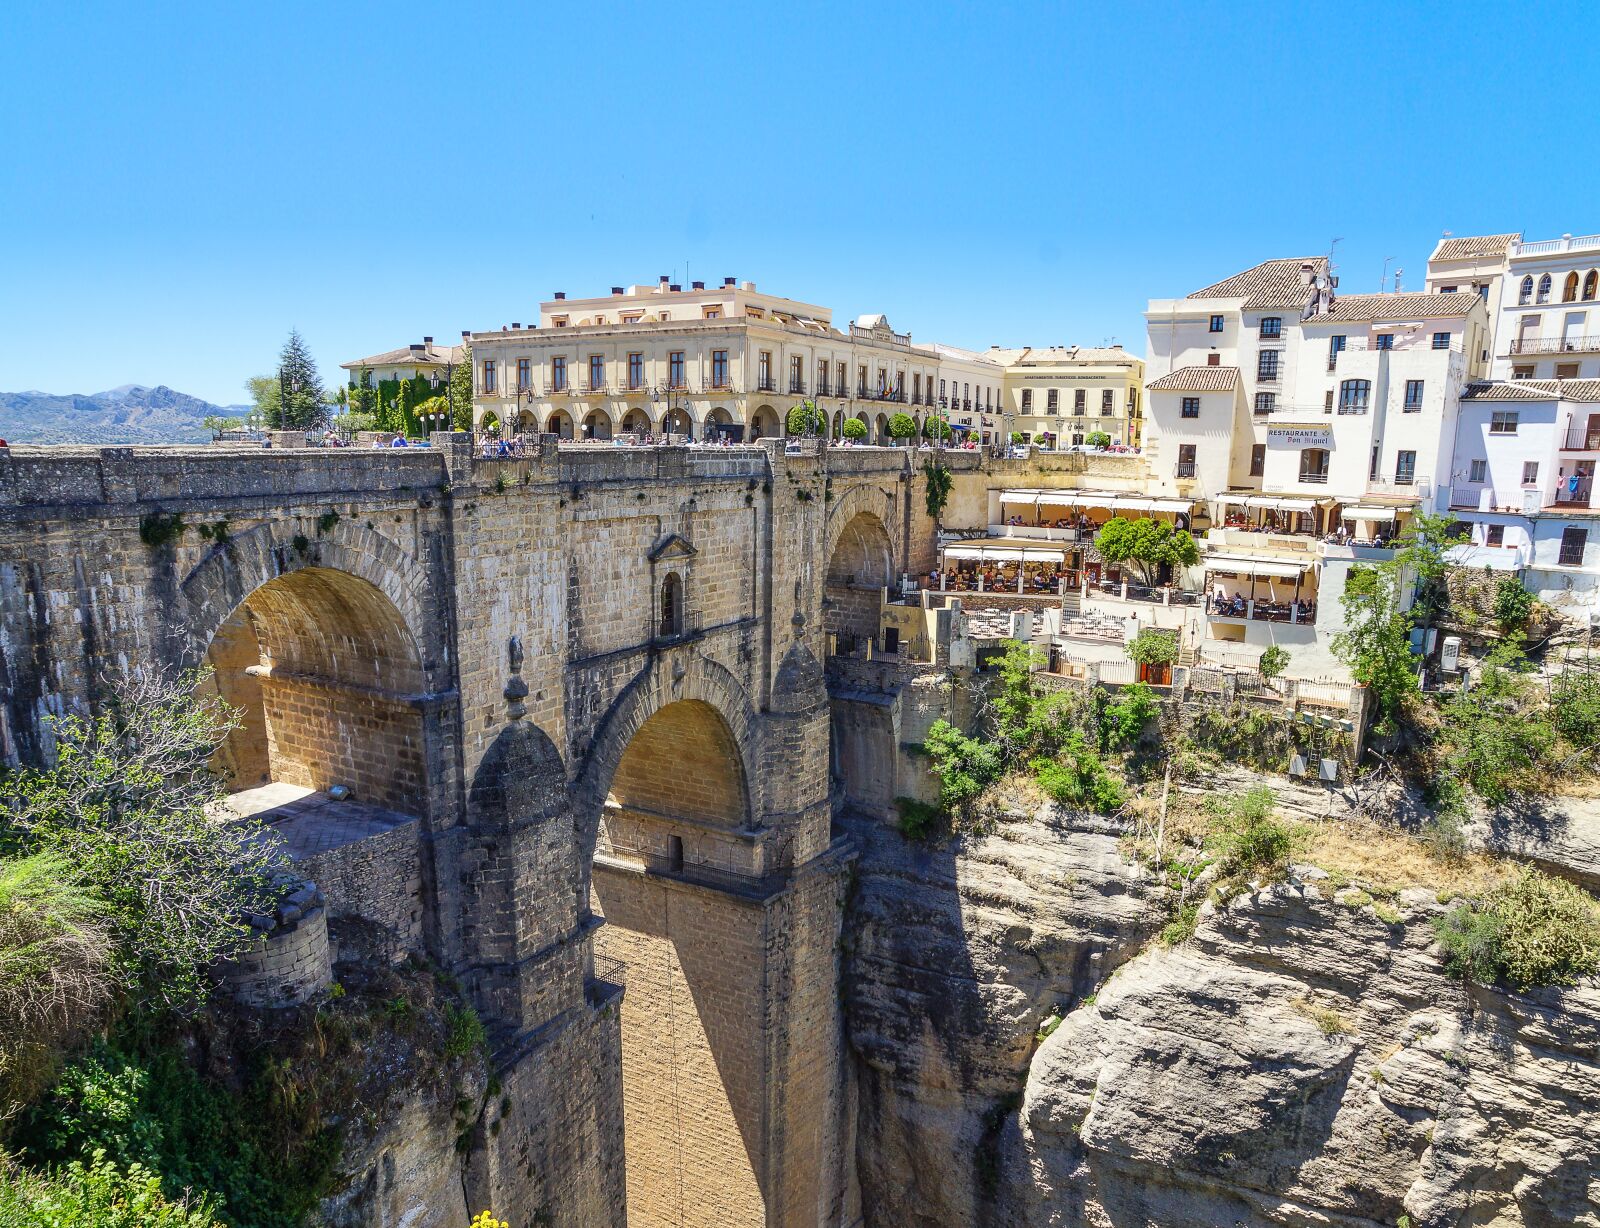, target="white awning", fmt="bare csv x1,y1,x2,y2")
1203,554,1312,579
999,489,1042,505
1340,506,1397,522
942,543,1067,562
1245,496,1319,511
1151,498,1197,514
